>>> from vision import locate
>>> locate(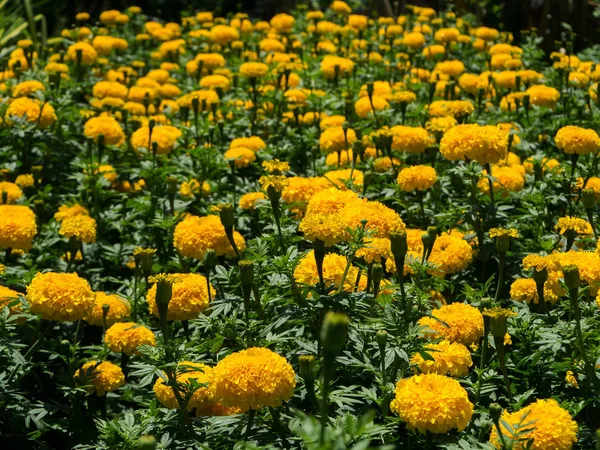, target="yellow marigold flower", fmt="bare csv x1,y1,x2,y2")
397,165,437,191
210,24,239,45
174,215,245,260
299,213,349,246
418,303,484,346
147,273,215,321
99,9,120,24
66,42,98,65
435,60,465,77
211,347,296,411
390,125,431,154
354,95,389,118
440,123,508,164
320,55,354,79
343,199,406,238
320,115,345,130
373,156,401,172
92,81,127,99
348,14,368,30
54,204,88,222
281,177,330,214
84,292,131,326
489,228,519,238
411,341,473,377
153,361,236,415
224,147,256,168
83,116,125,146
423,44,446,59
475,26,499,41
566,370,579,388
0,182,23,203
331,0,352,14
323,168,363,189
5,97,56,128
239,192,266,210
75,361,125,396
179,179,210,199
0,205,37,251
556,216,593,235
59,214,97,244
555,125,600,155
200,74,230,91
239,62,268,78
320,126,356,154
392,91,417,104
130,125,181,155
0,264,5,275
489,398,577,449
526,84,560,108
259,175,289,193
230,136,266,152
105,322,156,355
434,27,460,43
0,285,22,316
403,31,426,49
390,374,473,434
75,12,90,21
294,250,366,291
261,160,289,174
478,166,524,196
426,116,457,134
12,80,45,97
27,272,95,321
